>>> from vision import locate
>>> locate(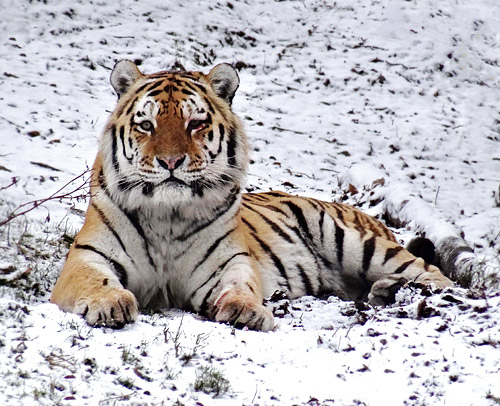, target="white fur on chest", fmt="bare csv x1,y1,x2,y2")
121,196,242,311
